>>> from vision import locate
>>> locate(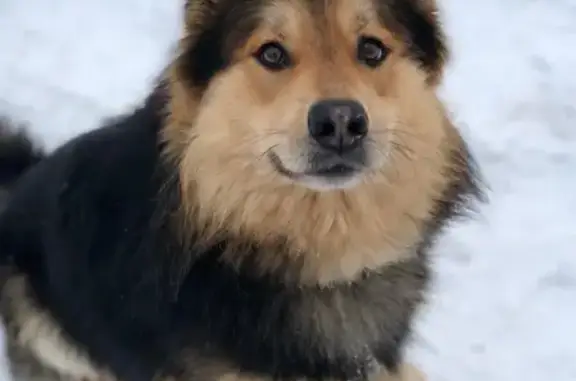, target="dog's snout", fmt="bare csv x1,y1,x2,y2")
307,99,368,153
